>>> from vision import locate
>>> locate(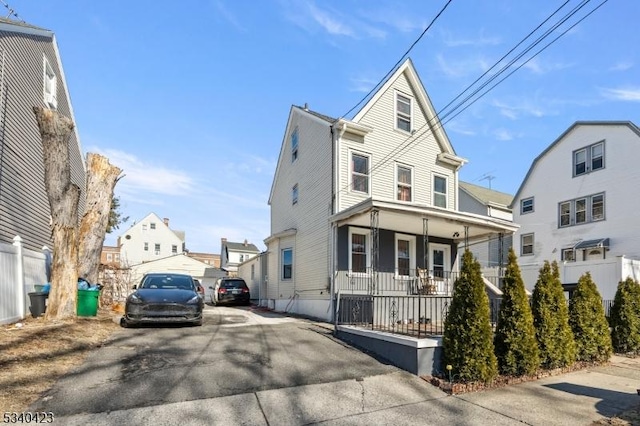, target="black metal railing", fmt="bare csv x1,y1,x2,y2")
337,294,616,339
337,294,452,337
335,268,458,295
